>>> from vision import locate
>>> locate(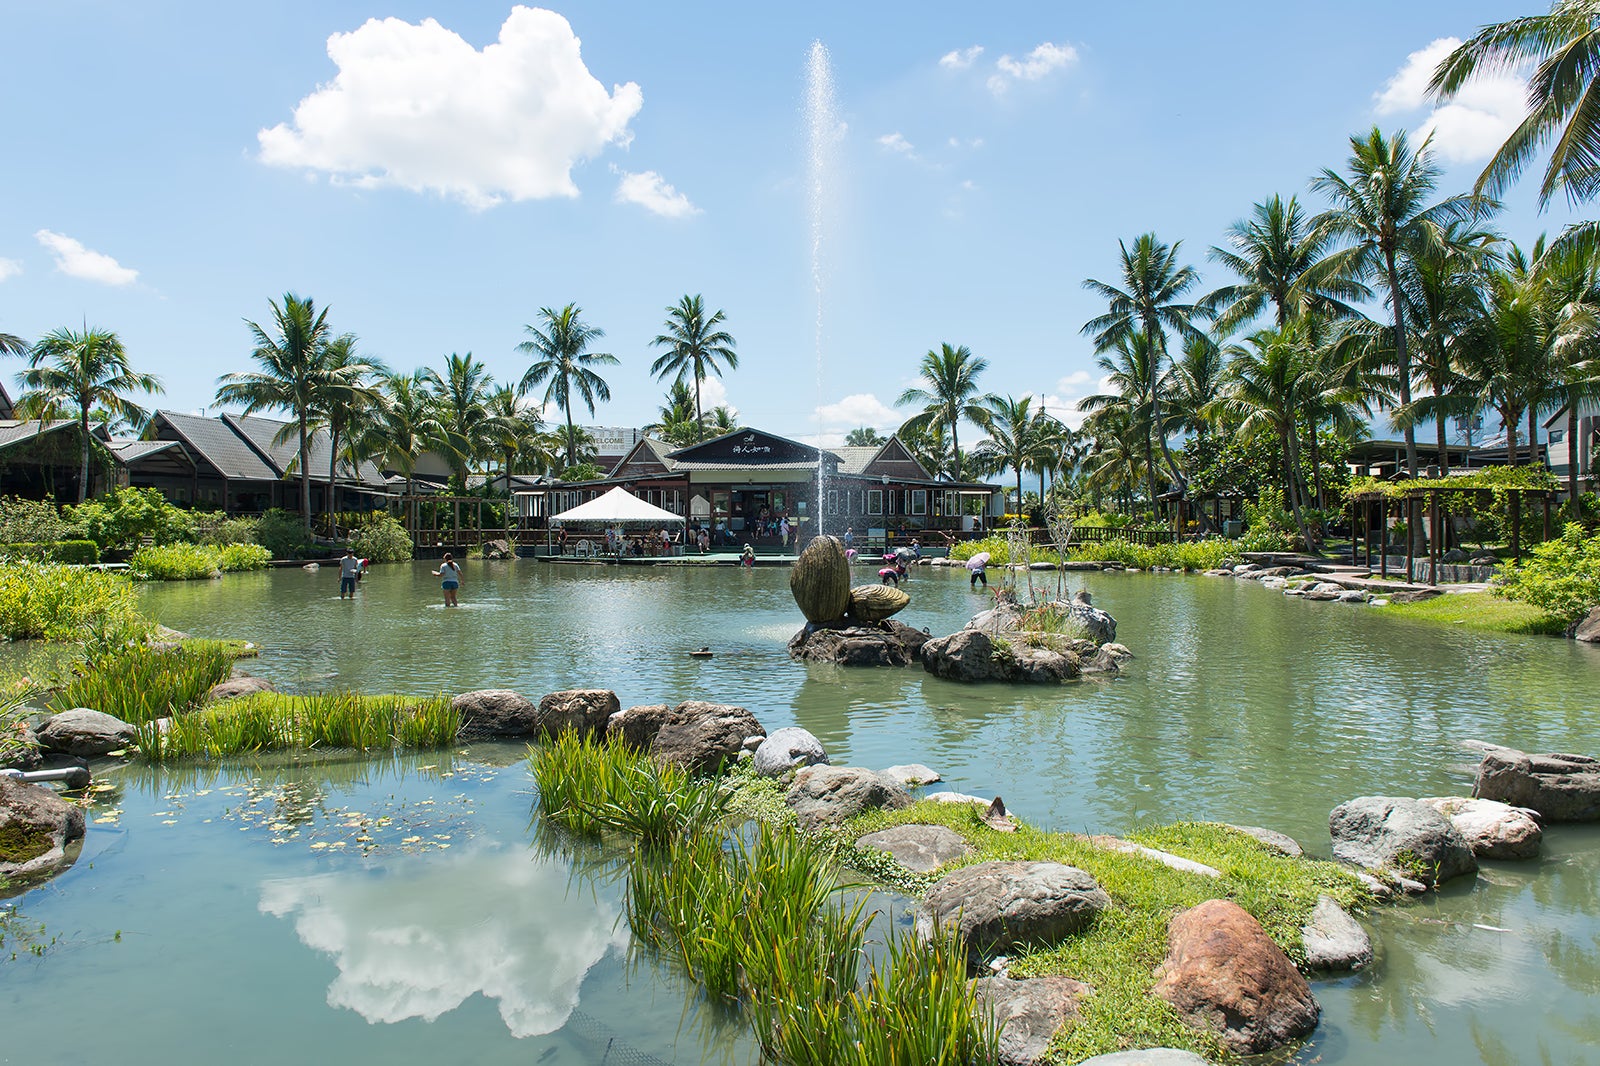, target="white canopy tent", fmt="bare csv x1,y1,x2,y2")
550,486,686,527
